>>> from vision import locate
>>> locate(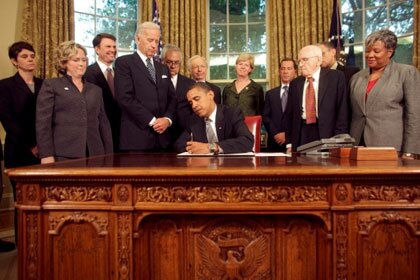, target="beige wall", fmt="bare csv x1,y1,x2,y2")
0,0,23,141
